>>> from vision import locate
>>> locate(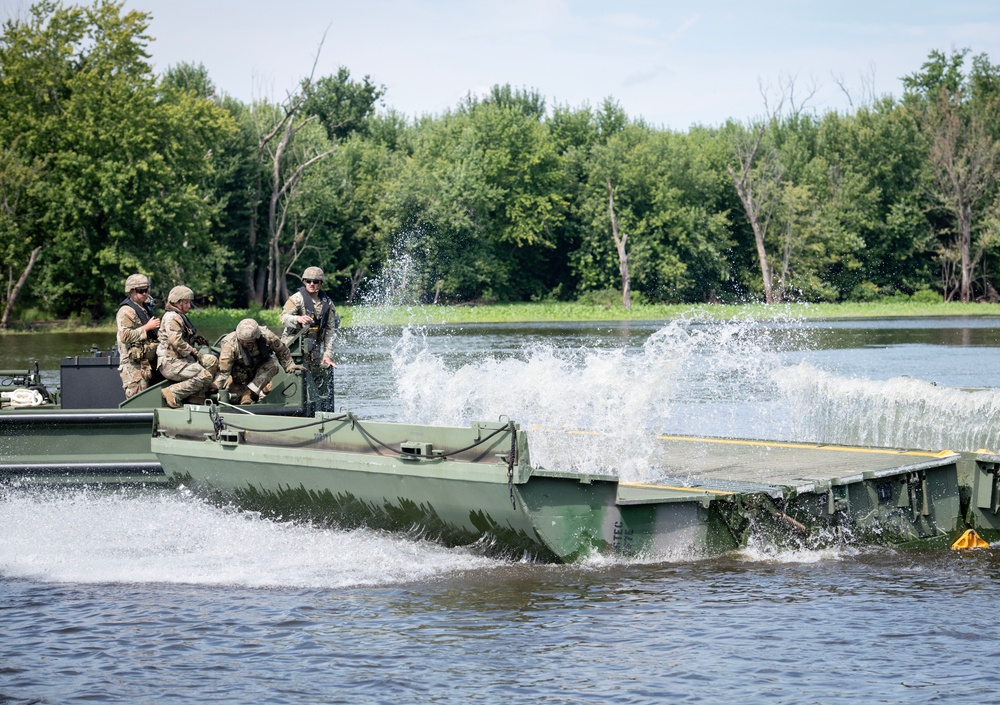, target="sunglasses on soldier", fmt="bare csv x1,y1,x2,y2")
303,279,322,285
135,288,149,294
